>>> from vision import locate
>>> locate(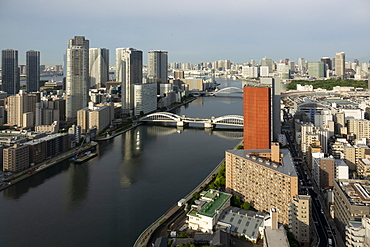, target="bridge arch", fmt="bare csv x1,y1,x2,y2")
213,87,243,95
139,112,181,122
213,115,243,126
